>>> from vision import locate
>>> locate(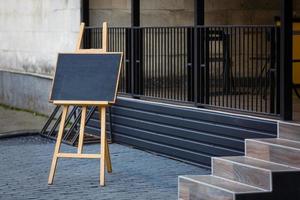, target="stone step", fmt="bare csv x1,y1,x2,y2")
212,156,298,190
279,121,300,142
246,138,300,168
178,175,266,200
